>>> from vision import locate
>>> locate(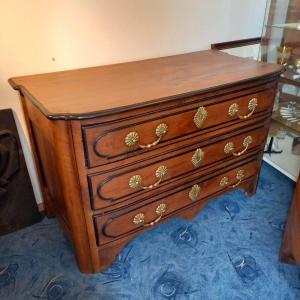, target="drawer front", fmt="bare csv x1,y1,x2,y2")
83,88,275,168
94,159,260,244
89,124,268,209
